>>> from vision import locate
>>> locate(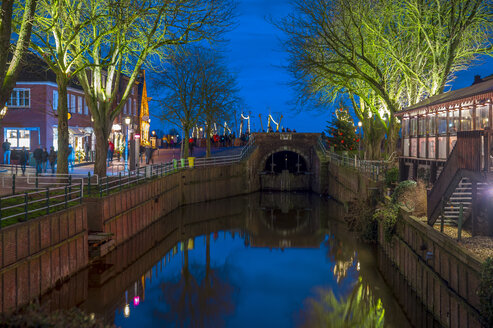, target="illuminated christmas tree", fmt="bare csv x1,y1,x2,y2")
326,103,358,151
